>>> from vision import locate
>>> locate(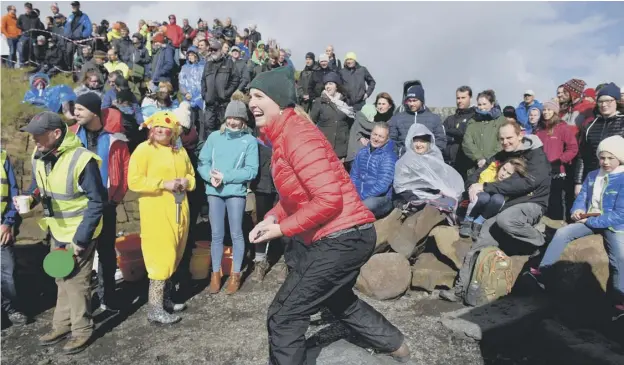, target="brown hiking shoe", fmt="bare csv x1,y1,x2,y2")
251,260,269,283
224,273,241,295
389,341,411,363
62,335,91,355
276,263,289,284
208,272,222,294
39,329,71,346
